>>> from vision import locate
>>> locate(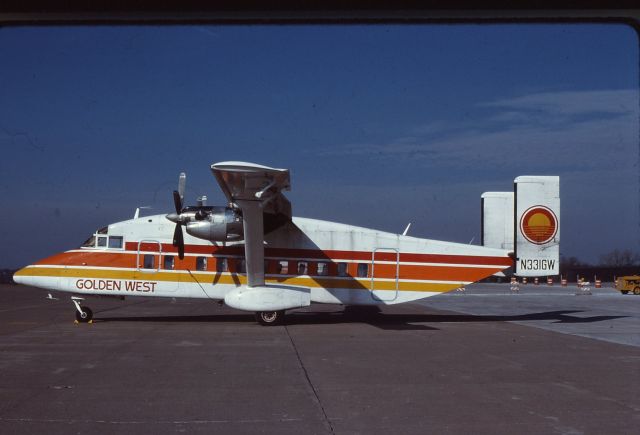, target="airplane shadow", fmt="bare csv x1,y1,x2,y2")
93,308,628,331
94,311,438,331
284,309,628,330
